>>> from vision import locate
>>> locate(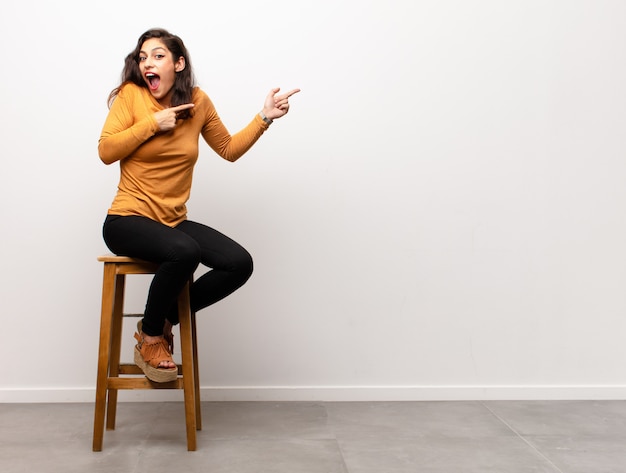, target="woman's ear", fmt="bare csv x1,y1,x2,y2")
175,57,186,73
